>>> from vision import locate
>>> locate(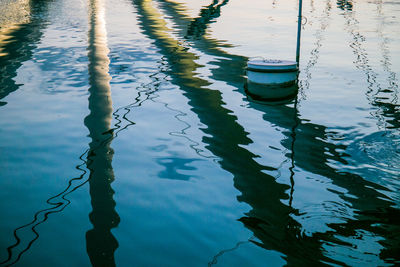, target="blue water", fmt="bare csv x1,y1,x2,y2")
0,0,399,266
